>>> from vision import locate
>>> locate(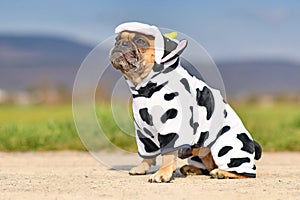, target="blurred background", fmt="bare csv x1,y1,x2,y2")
0,0,299,152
